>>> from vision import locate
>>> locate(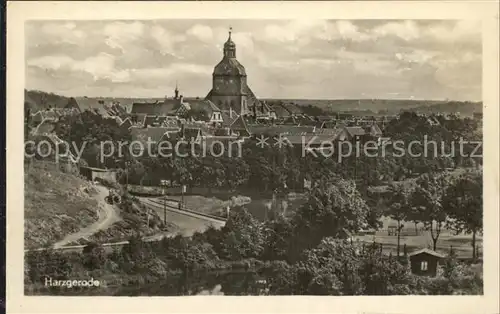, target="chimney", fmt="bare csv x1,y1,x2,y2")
180,95,184,103
229,106,233,119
